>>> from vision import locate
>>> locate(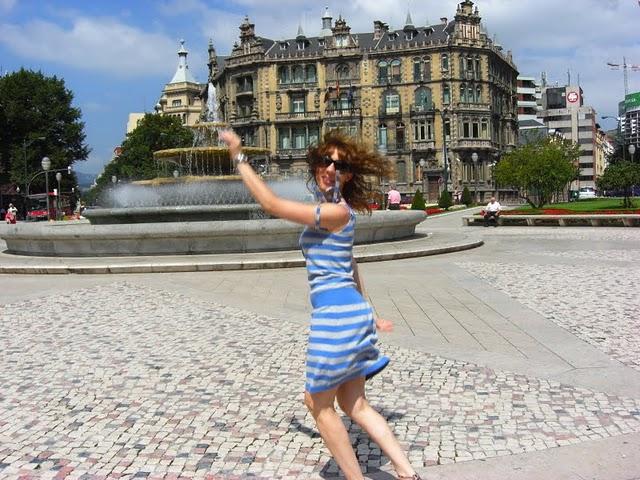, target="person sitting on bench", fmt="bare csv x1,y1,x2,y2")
484,197,501,227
